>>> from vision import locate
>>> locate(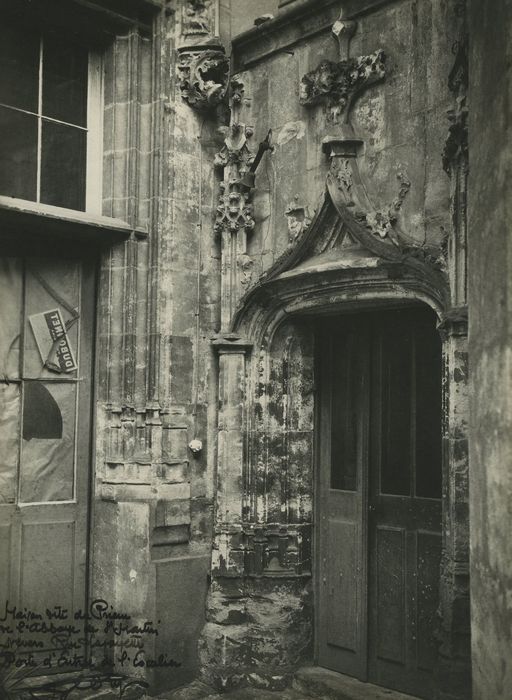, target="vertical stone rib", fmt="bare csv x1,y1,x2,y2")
122,31,139,407
147,11,166,407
